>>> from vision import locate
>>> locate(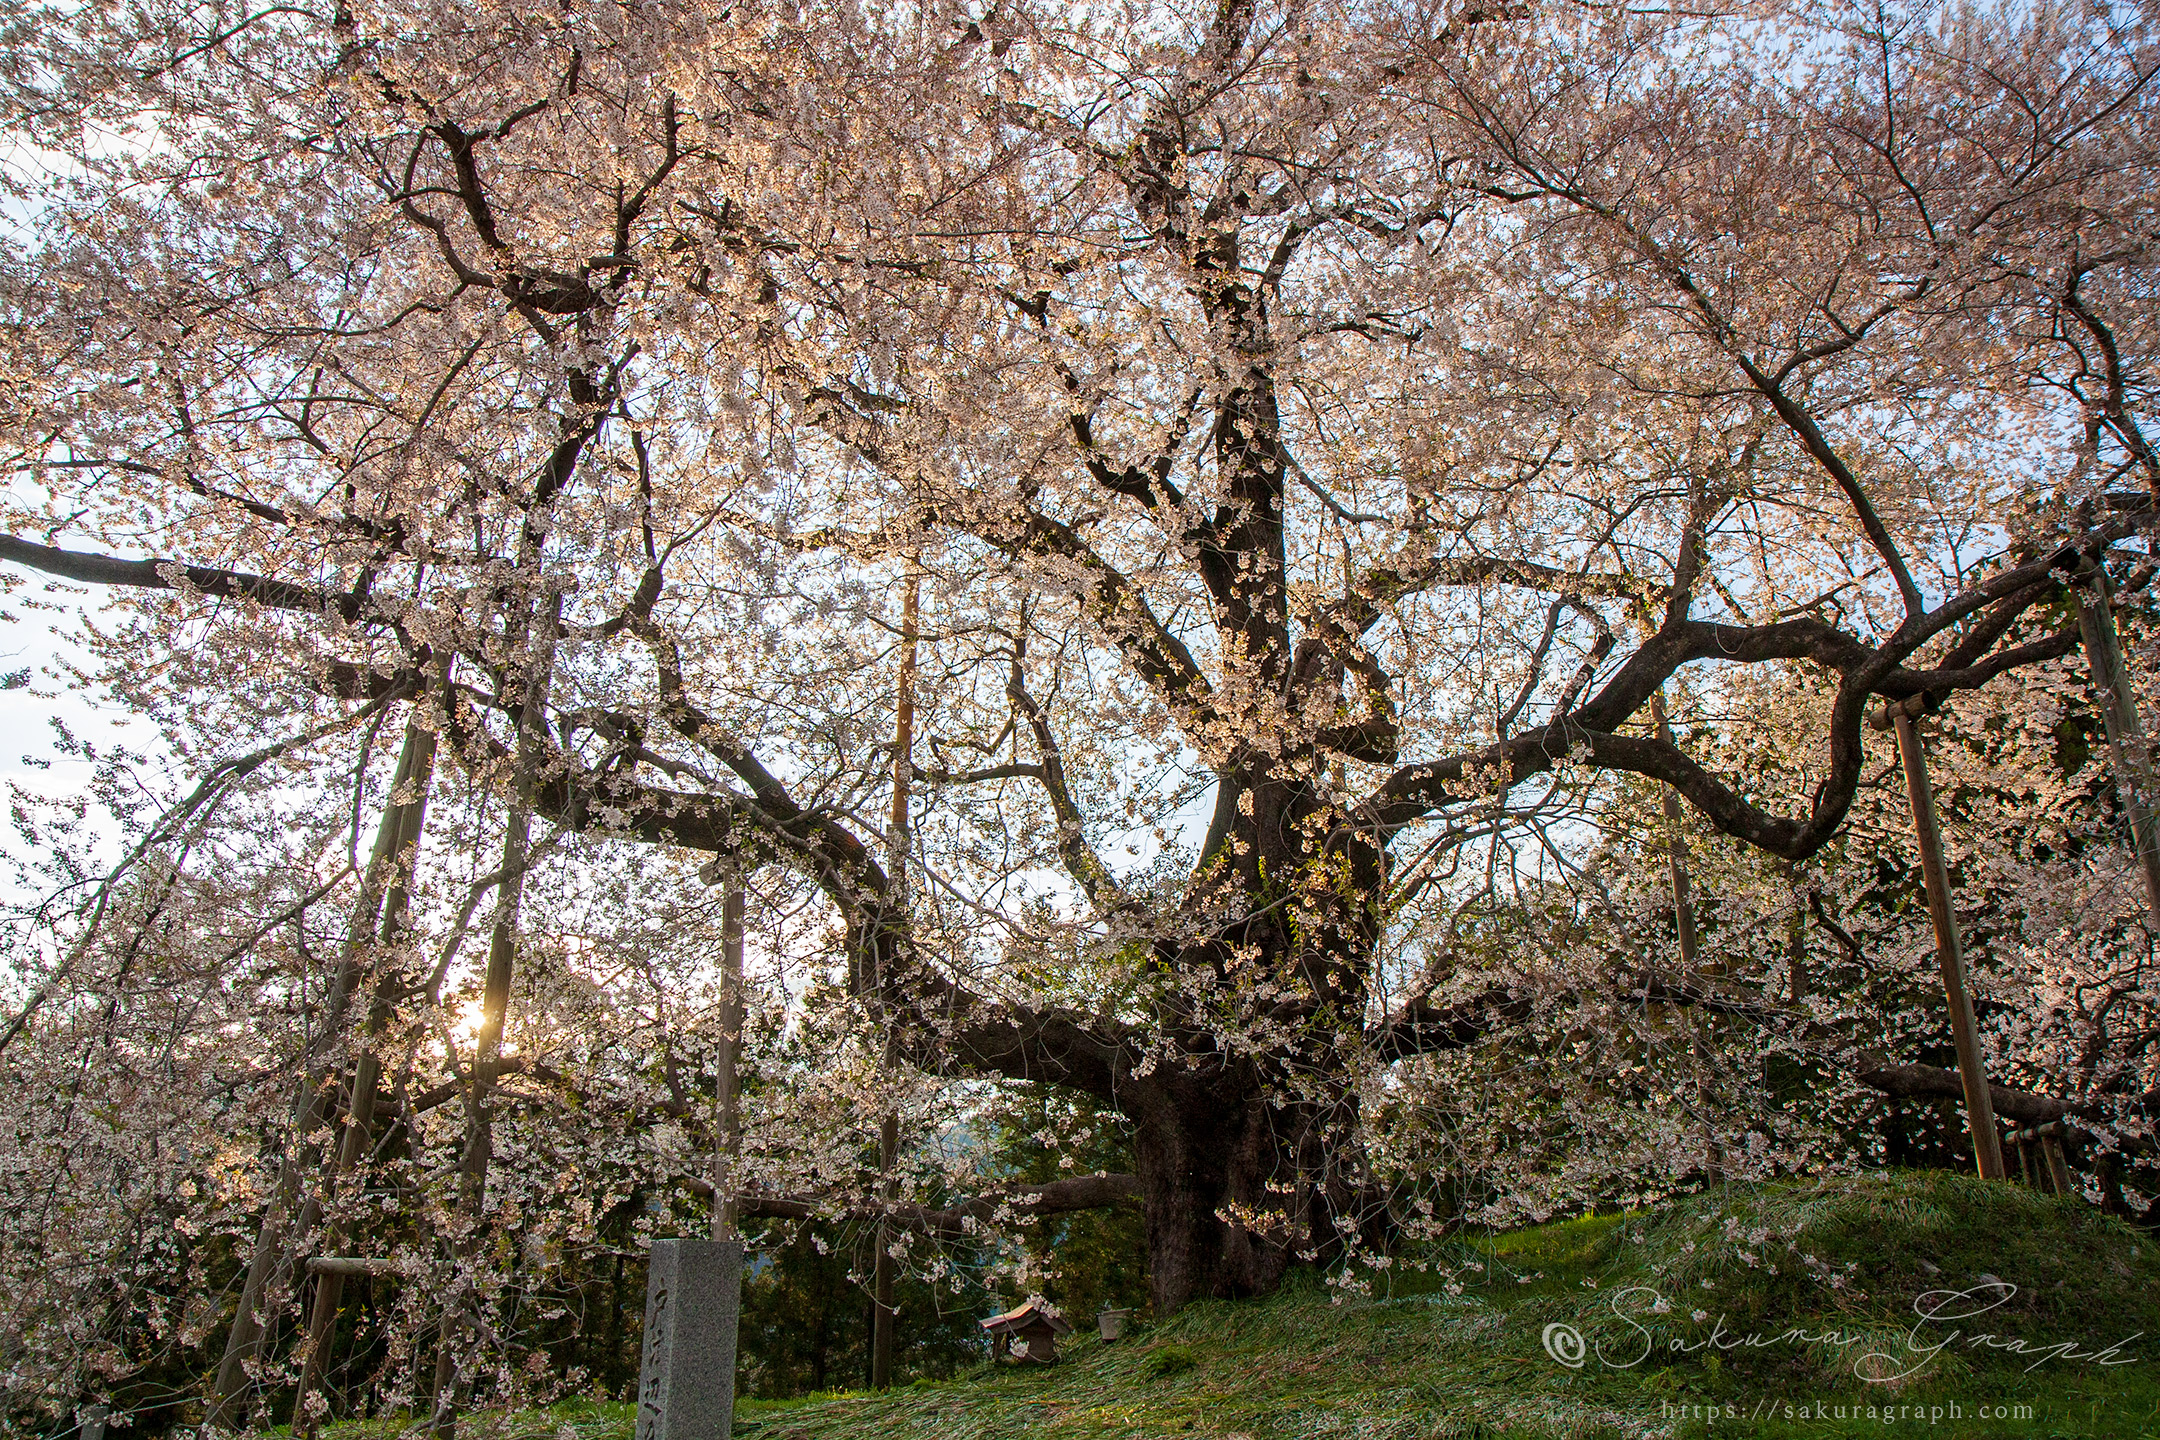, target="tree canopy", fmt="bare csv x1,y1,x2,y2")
2,0,2158,1429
